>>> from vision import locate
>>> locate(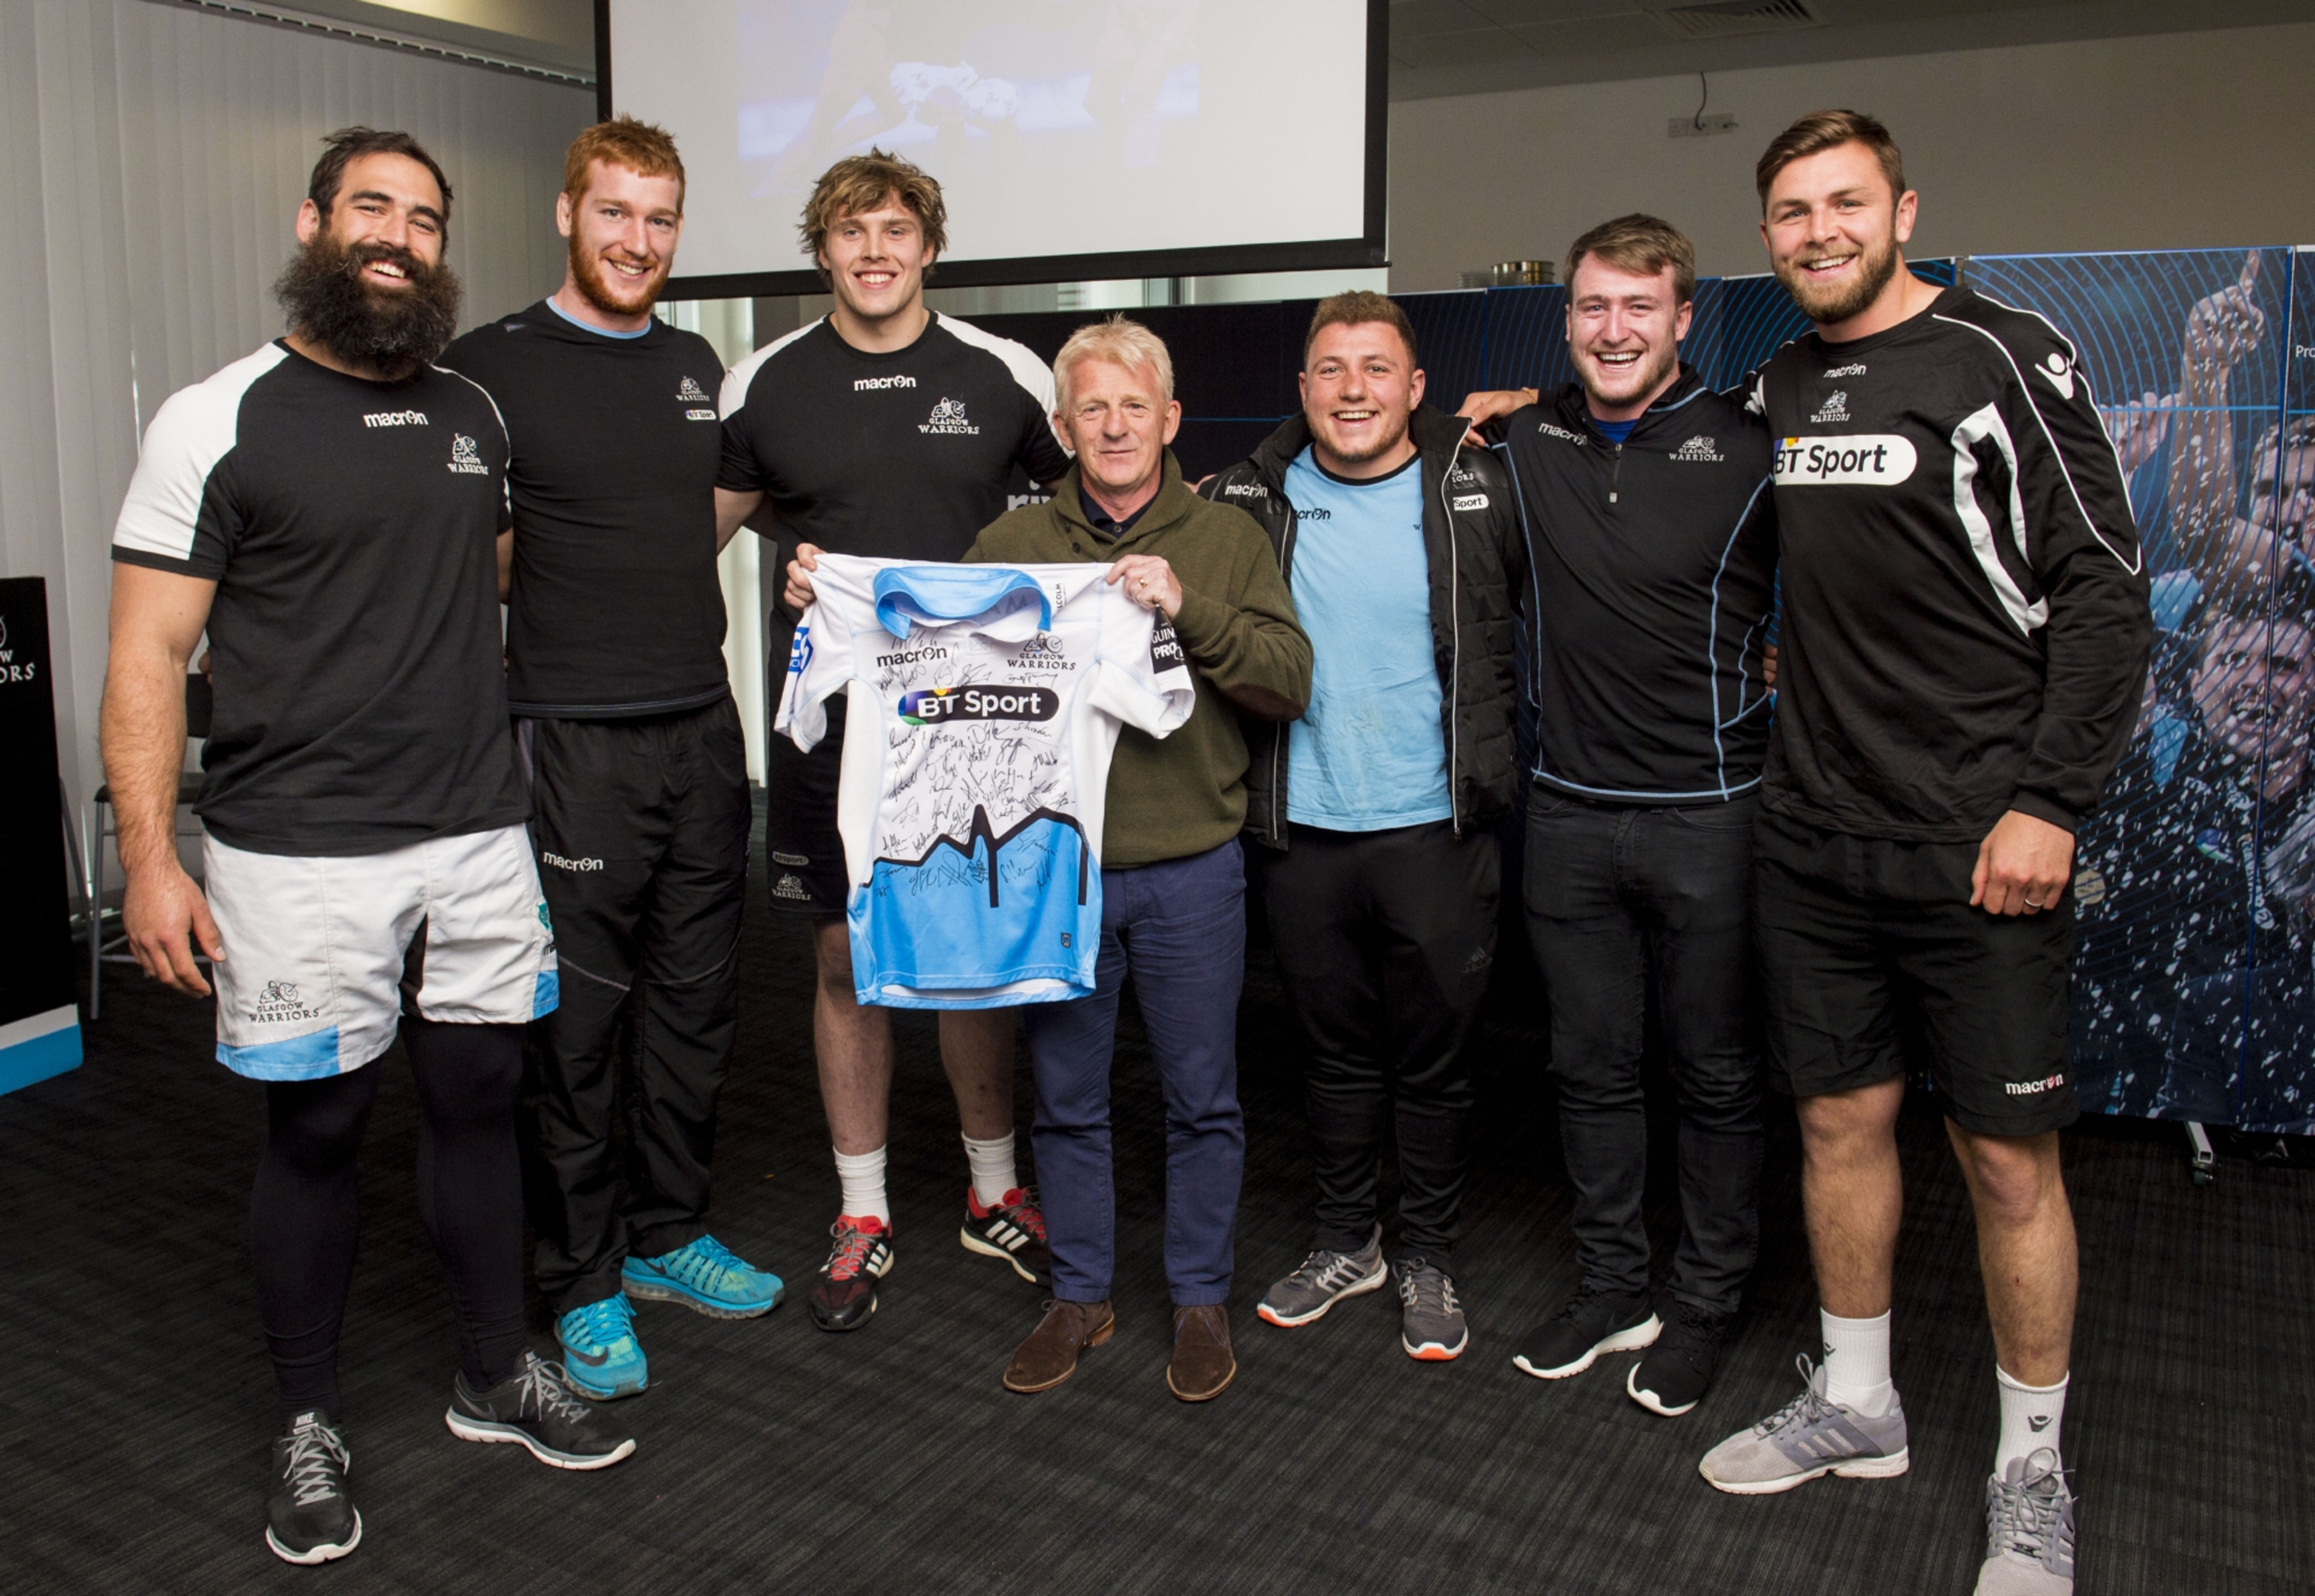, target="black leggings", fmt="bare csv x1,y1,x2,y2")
252,1018,530,1421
